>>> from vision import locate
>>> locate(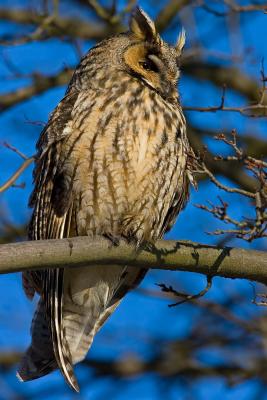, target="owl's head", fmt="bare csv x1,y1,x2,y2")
71,8,185,101
122,7,185,100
